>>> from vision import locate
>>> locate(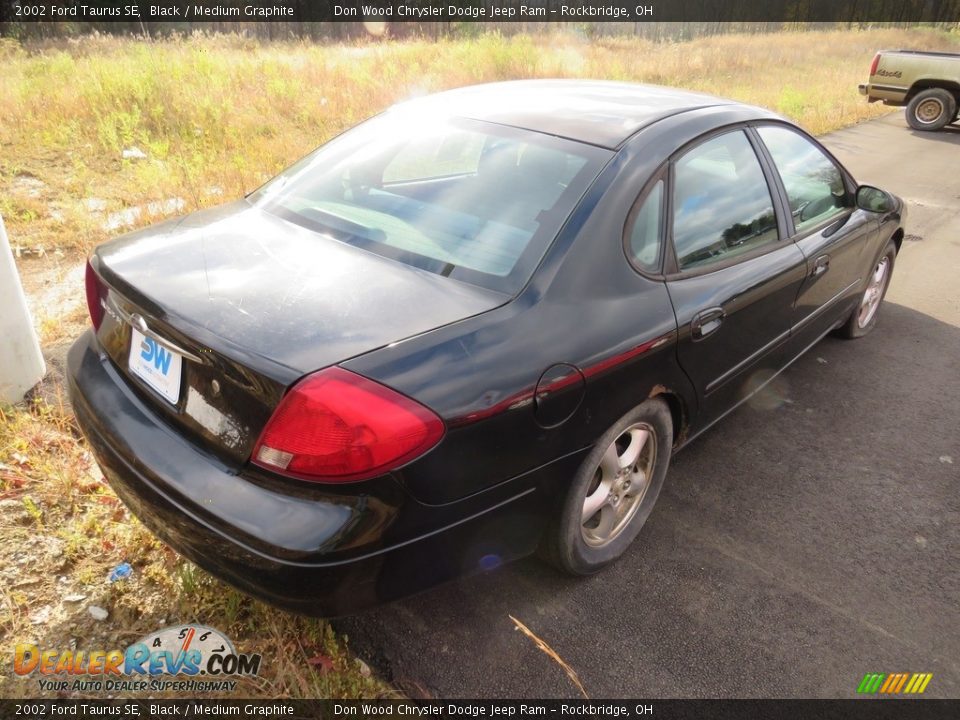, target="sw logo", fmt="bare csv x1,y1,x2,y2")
140,337,173,375
857,672,933,695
